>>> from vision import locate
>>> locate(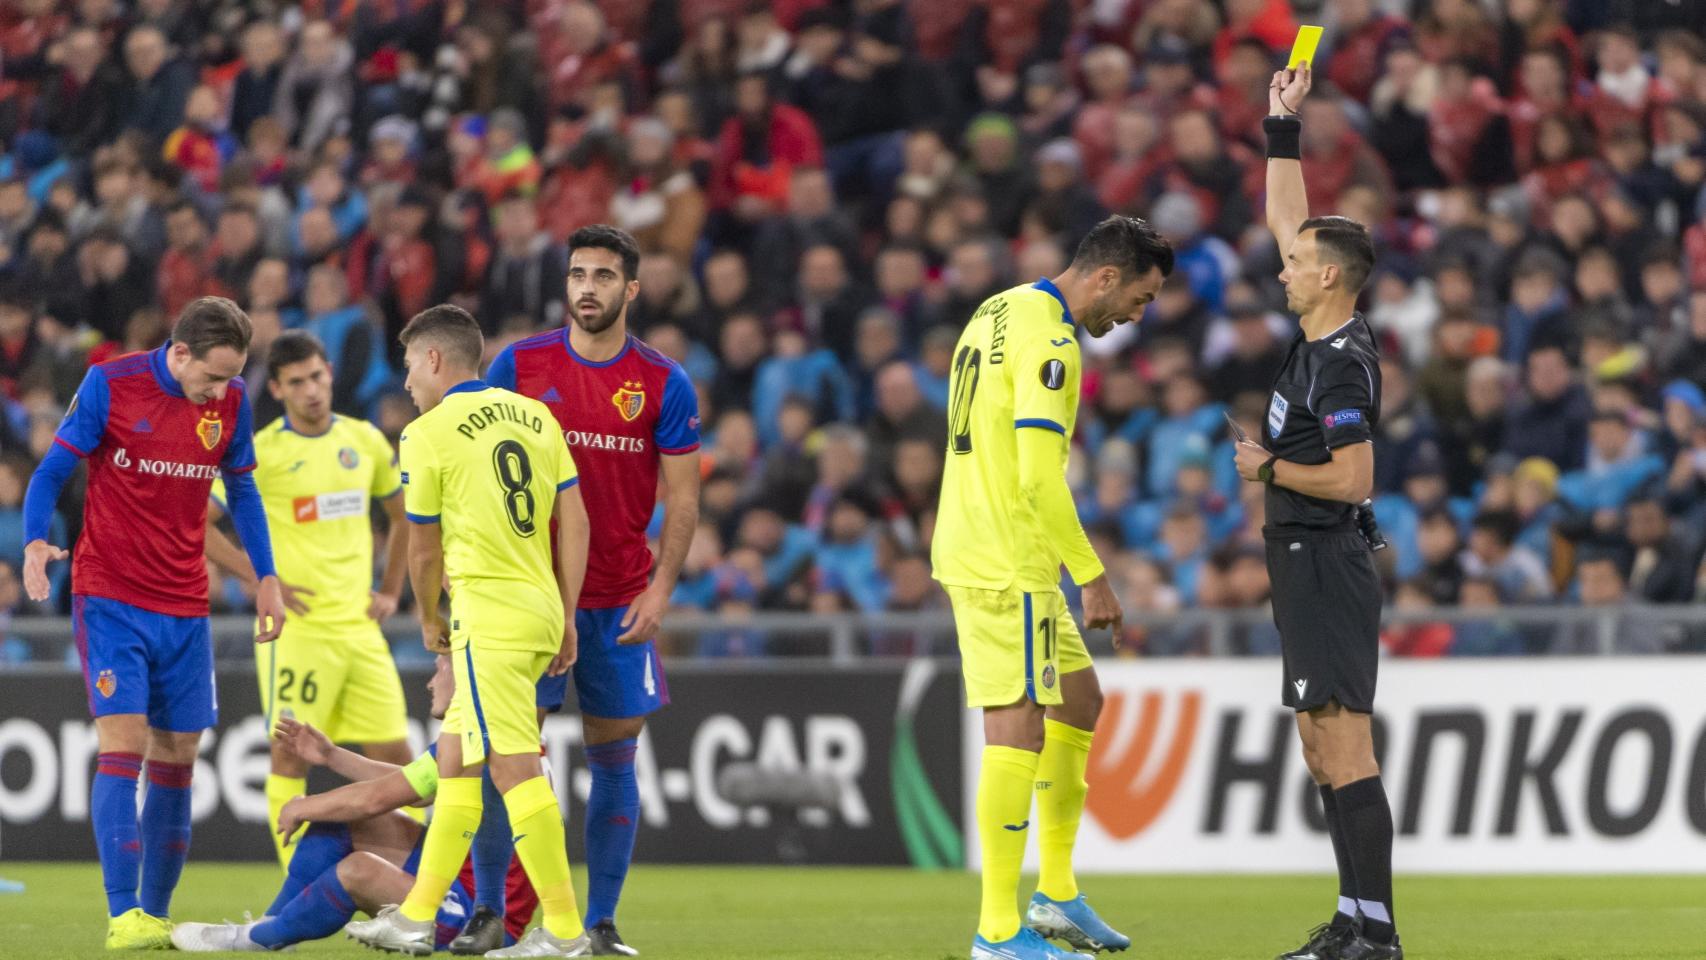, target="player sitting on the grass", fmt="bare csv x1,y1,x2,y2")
170,656,538,952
